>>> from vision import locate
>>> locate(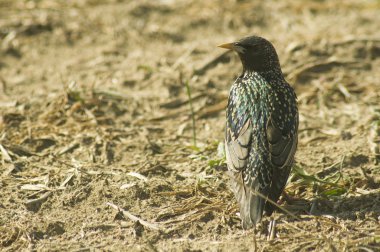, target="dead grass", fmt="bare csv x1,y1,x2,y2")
1,0,380,251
